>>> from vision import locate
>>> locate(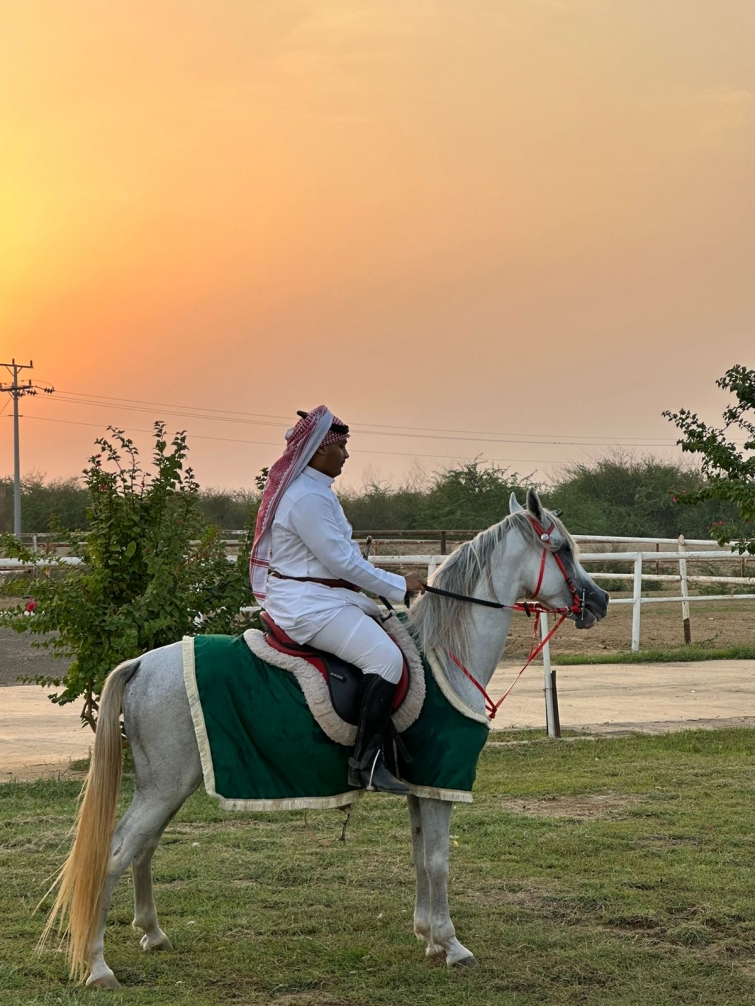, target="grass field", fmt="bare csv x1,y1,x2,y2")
4,729,755,1005
551,643,755,664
